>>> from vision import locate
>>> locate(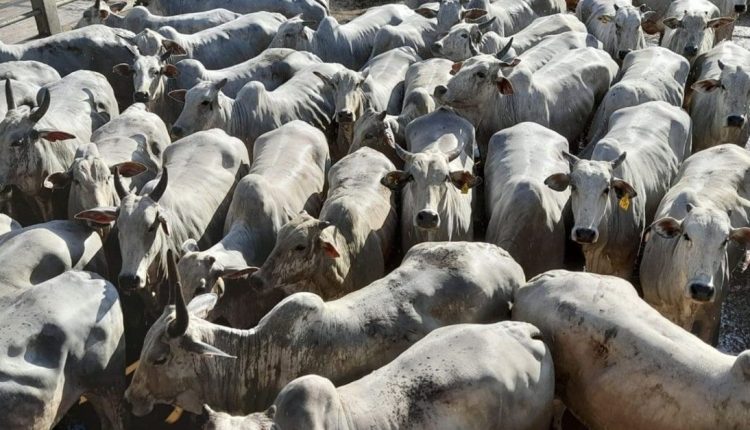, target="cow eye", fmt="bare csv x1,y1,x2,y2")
603,188,609,195
476,71,487,79
294,244,306,251
364,133,374,140
570,184,577,191
201,100,210,106
683,233,691,241
461,33,469,38
10,139,23,147
722,238,729,247
153,356,168,365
